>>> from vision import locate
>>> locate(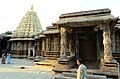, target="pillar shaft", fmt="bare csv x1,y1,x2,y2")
42,38,45,51
46,36,50,51
60,27,67,58
111,29,115,53
75,34,79,59
103,24,112,62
